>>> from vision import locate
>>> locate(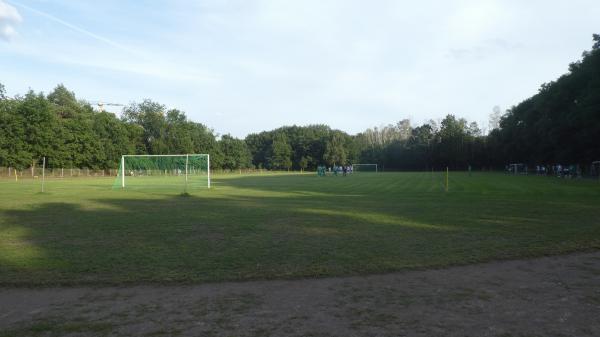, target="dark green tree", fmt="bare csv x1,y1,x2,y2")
268,133,292,169
219,134,252,170
323,133,347,166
